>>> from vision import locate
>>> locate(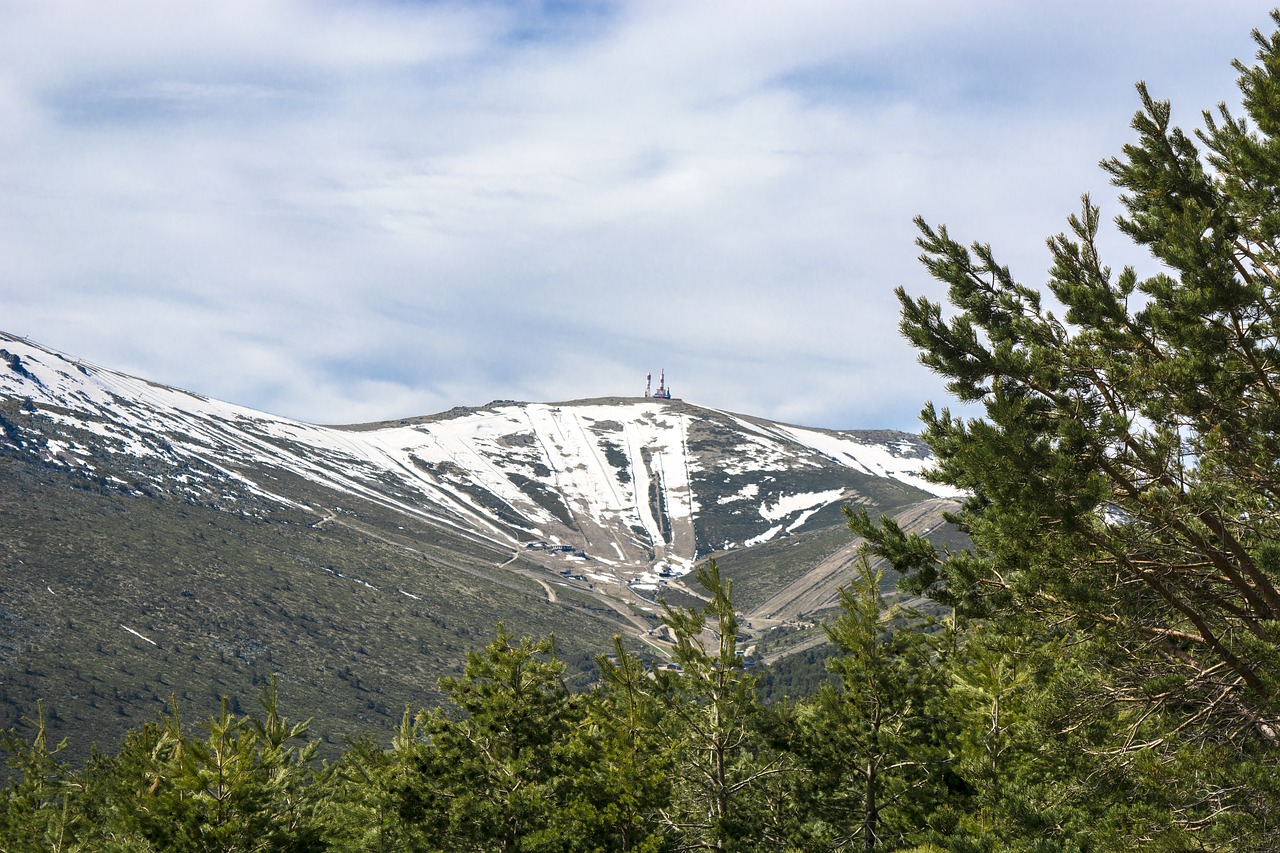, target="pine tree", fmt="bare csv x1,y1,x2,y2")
317,712,440,852
854,10,1280,845
0,702,82,853
409,624,583,852
84,681,323,852
789,564,955,852
562,636,671,852
653,559,791,852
